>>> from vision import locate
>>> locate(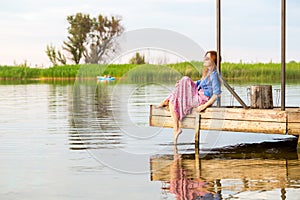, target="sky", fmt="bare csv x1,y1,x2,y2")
0,0,299,67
